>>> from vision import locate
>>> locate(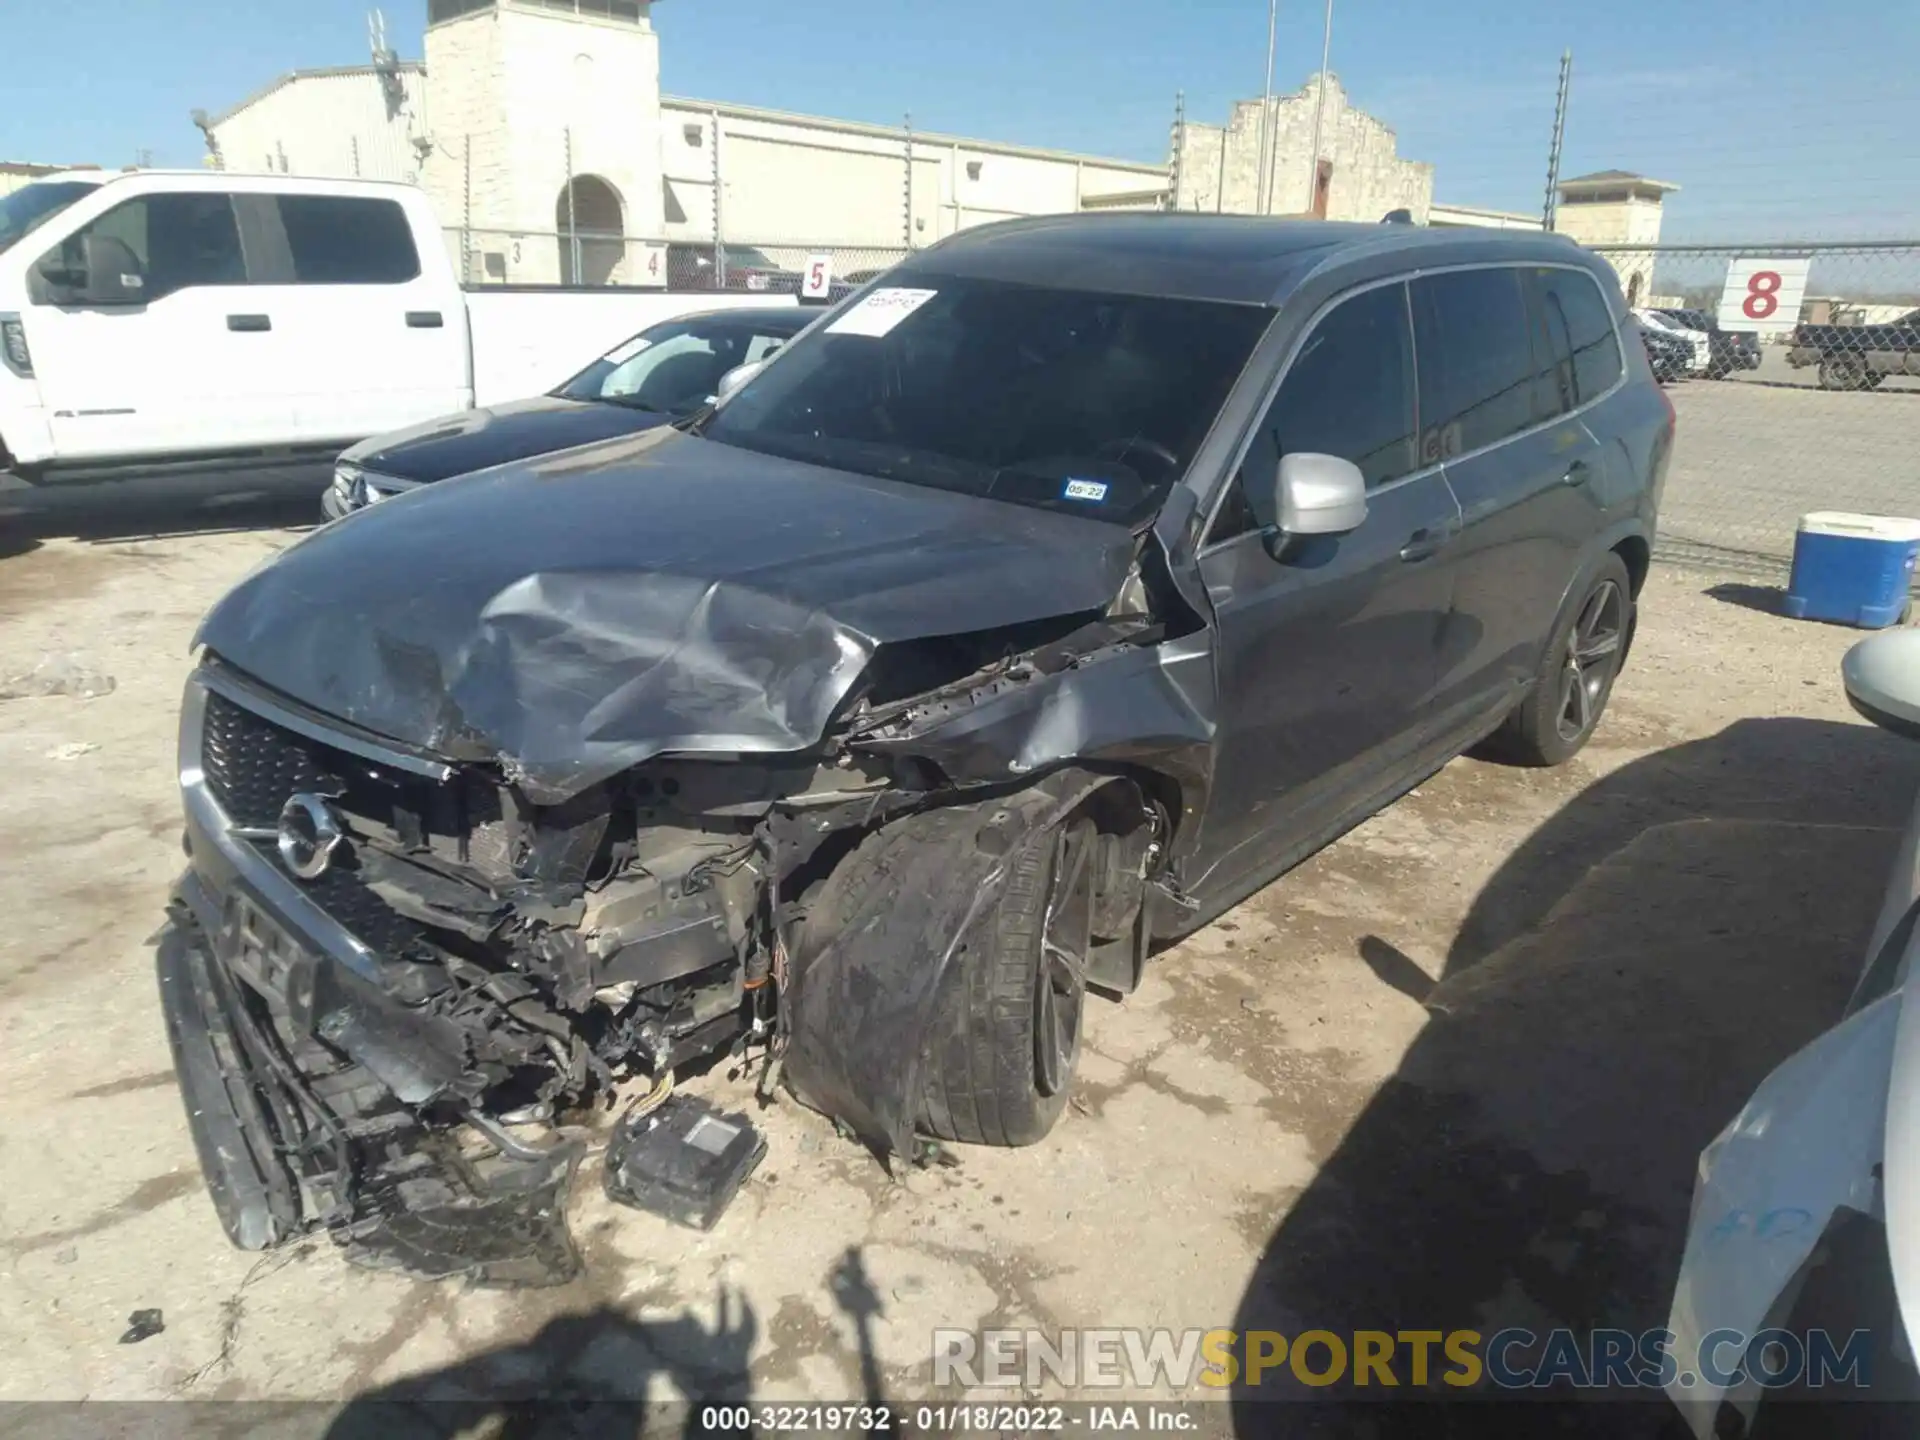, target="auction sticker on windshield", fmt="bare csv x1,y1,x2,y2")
827,287,939,338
